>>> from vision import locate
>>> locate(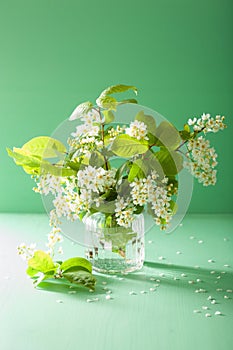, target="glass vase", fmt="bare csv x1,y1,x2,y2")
83,212,145,274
